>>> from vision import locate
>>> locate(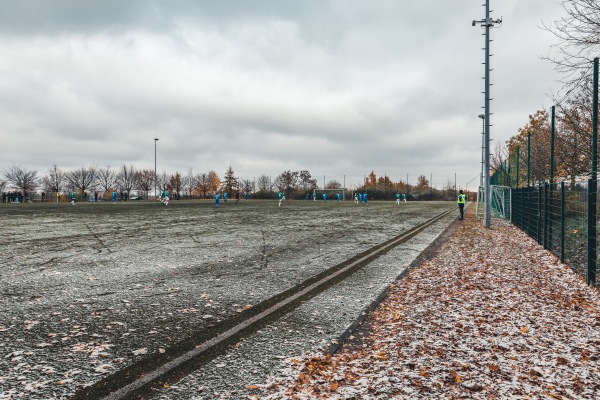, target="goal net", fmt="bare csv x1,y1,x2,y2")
475,185,511,221
491,185,511,221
